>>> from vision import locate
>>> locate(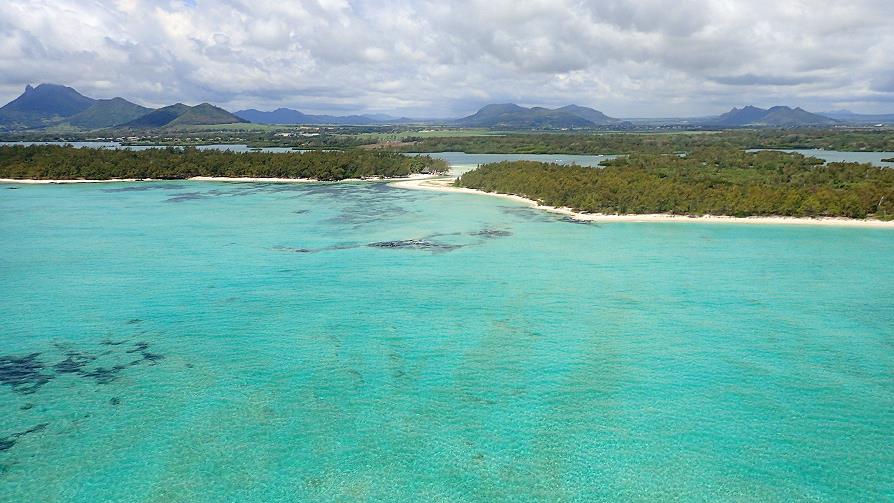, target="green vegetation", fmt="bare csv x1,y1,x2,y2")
355,128,504,141
6,126,894,153
165,123,286,132
403,129,894,154
0,145,447,181
456,149,894,220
